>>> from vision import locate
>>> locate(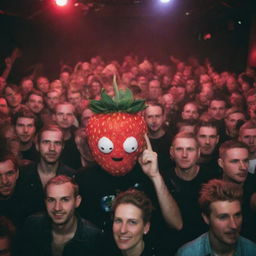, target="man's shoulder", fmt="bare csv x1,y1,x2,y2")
238,236,256,254
175,233,210,256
